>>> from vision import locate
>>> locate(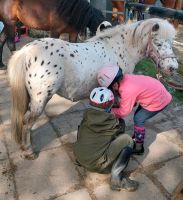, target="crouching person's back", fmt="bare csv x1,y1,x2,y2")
74,87,139,191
